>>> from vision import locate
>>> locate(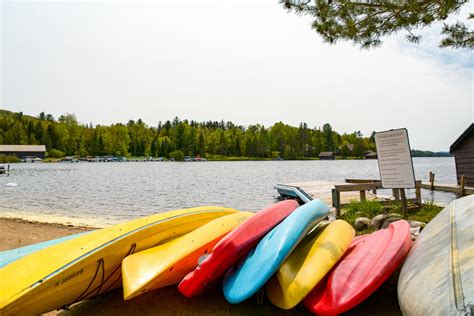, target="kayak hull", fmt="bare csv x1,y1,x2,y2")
178,200,299,297
266,220,354,310
223,199,330,304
